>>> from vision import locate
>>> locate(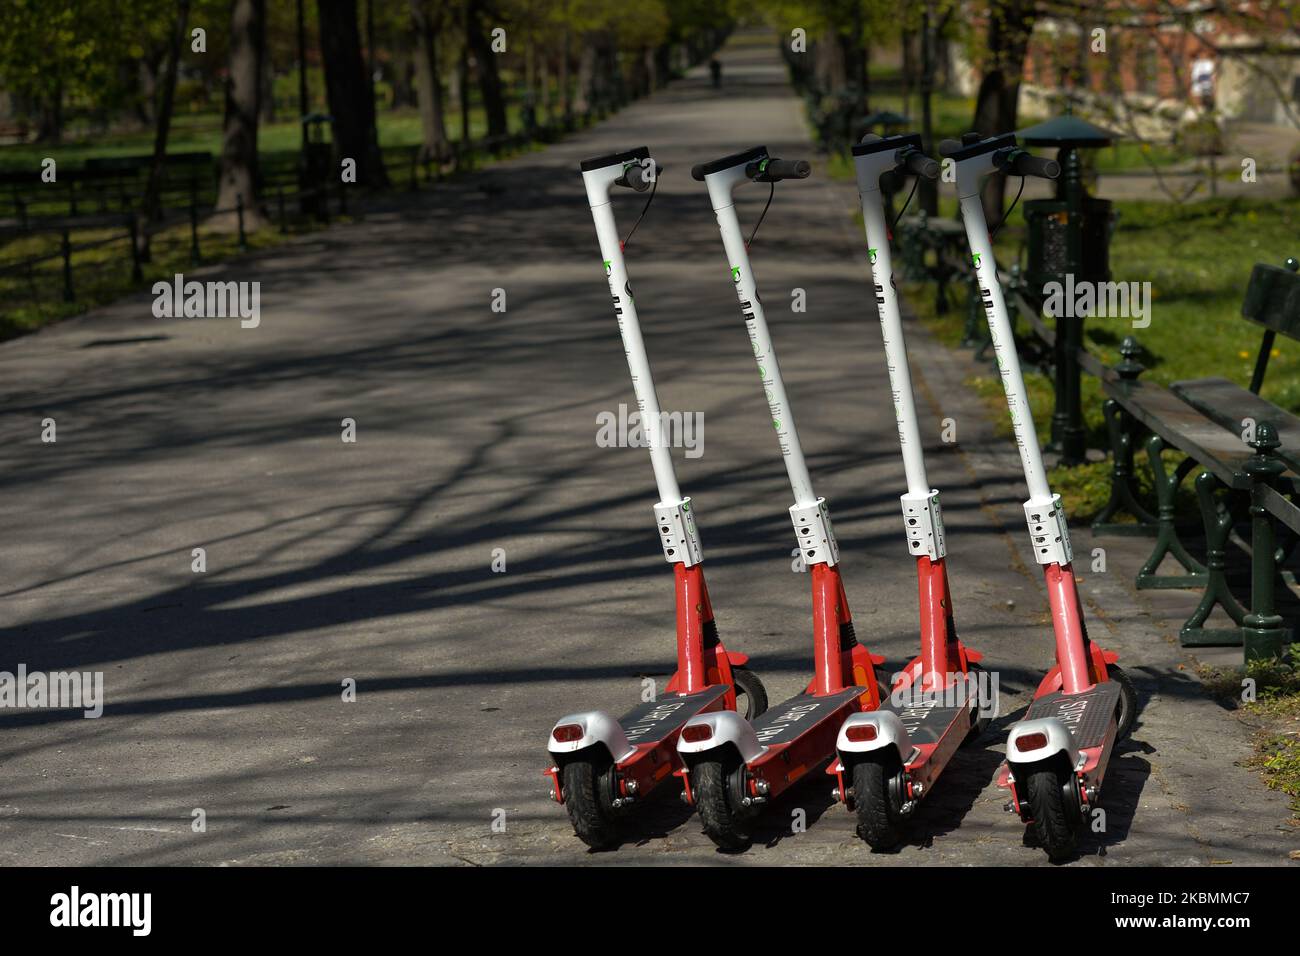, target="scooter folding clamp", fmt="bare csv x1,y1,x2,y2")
653,497,703,567
789,498,839,567
900,490,946,560
1023,494,1072,565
